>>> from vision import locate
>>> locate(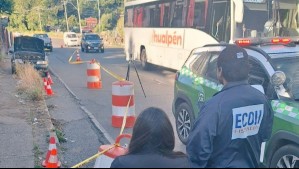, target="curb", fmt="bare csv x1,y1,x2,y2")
48,66,114,144
41,98,60,145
